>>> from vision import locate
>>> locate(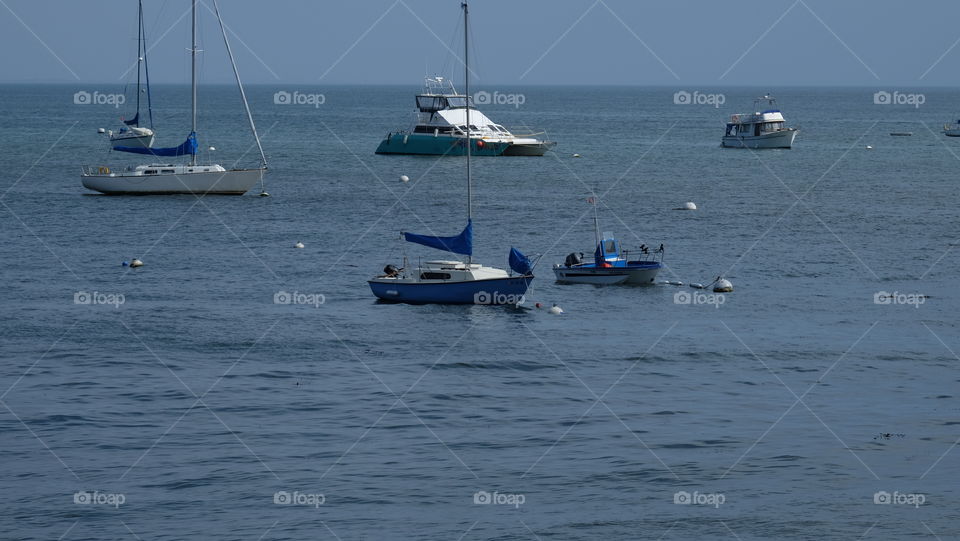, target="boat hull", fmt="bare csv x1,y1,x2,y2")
81,168,264,195
368,275,533,304
376,133,508,156
502,141,557,156
110,133,155,150
945,129,960,137
554,263,661,285
722,129,797,149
